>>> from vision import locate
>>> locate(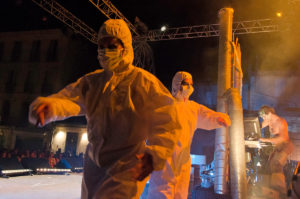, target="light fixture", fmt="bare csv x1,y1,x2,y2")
276,12,282,17
256,161,261,167
161,25,167,31
1,169,32,174
81,132,88,141
55,131,65,140
36,168,71,172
